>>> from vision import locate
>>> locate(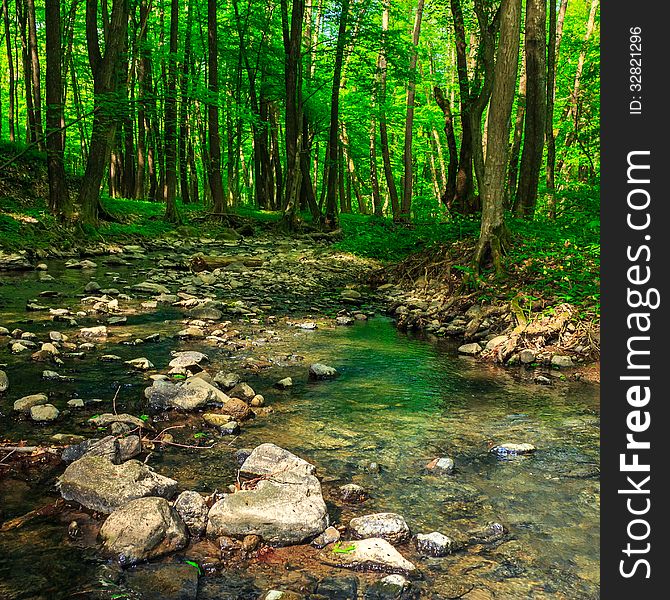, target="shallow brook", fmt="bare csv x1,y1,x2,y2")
0,253,599,599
